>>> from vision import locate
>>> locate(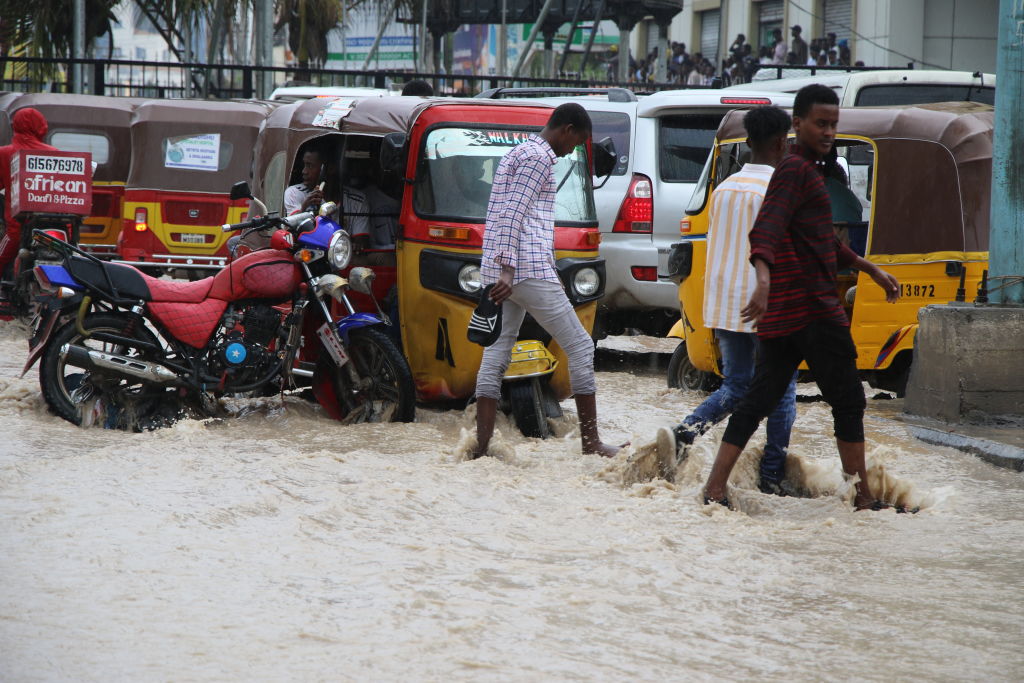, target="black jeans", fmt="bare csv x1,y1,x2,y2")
722,321,866,448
